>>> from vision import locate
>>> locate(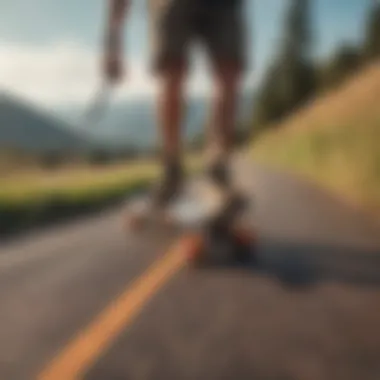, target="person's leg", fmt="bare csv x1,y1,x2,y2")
157,64,186,166
200,3,246,189
207,62,243,187
152,64,187,206
148,0,195,206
